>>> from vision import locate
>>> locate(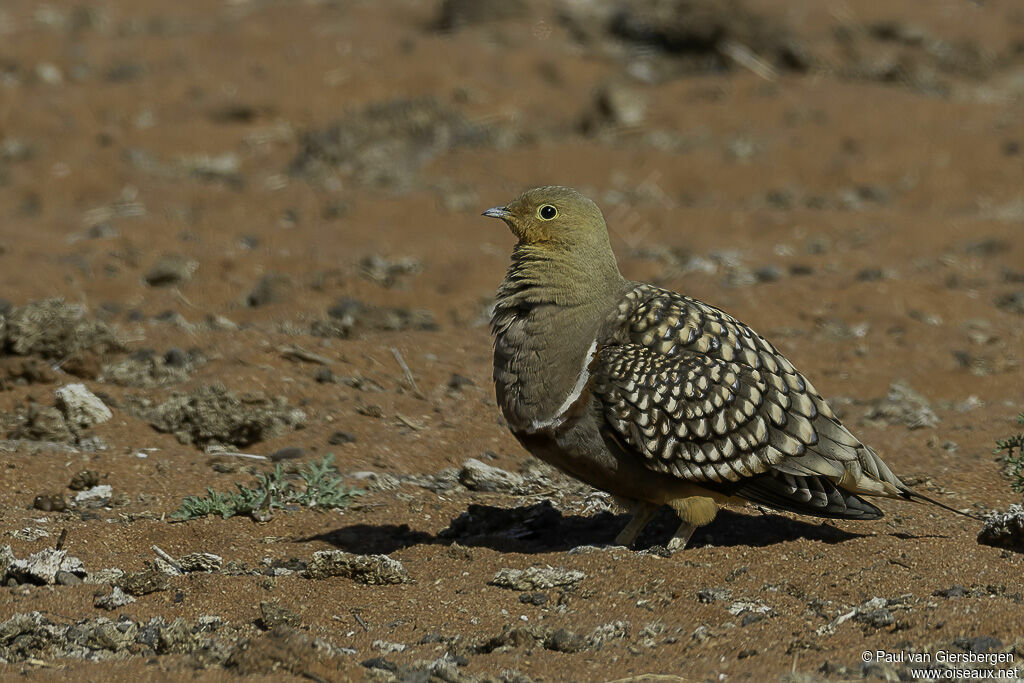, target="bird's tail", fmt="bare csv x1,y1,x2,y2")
897,487,984,521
